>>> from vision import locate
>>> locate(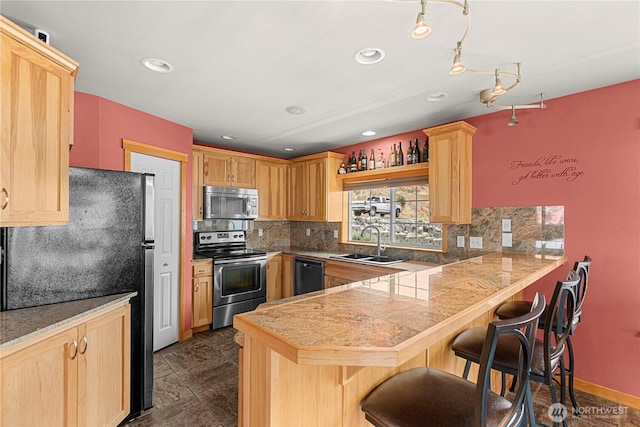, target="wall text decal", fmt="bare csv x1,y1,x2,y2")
511,155,584,185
